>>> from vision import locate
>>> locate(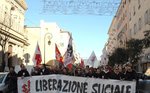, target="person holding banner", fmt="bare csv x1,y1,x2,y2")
6,66,18,93
39,64,50,75
124,63,138,93
84,68,95,78
61,67,69,75
103,65,112,79
76,68,84,77
124,63,137,81
18,64,30,78
110,66,124,80
94,68,105,79
31,66,41,76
